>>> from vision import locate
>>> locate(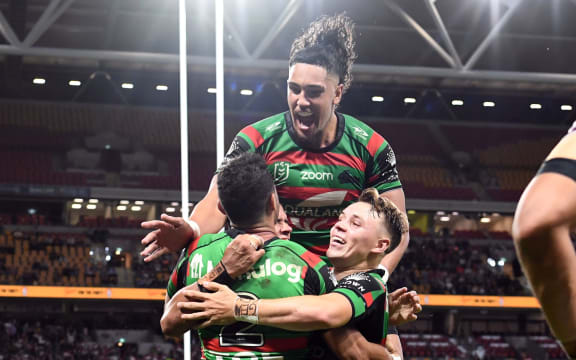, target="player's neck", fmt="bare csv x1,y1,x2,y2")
232,222,278,241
